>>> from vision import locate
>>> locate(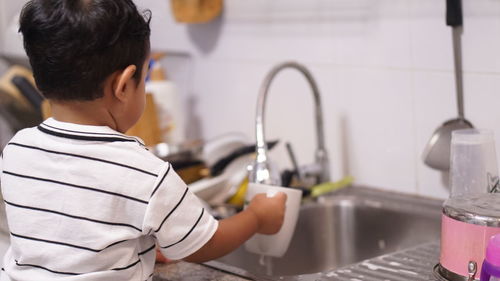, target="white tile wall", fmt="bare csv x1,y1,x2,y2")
137,0,500,199
0,0,28,58
413,71,457,198
339,68,416,193
3,0,500,199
